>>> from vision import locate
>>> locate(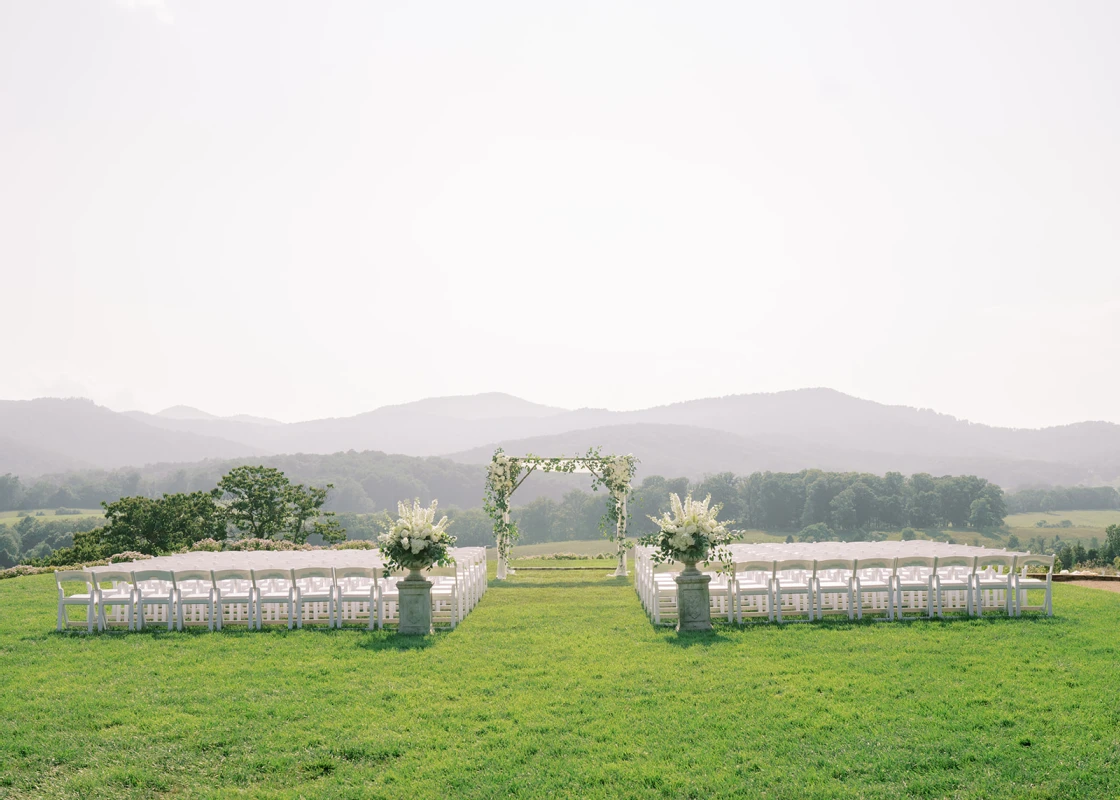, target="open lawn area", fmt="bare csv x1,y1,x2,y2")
1,569,1119,798
1005,509,1120,530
